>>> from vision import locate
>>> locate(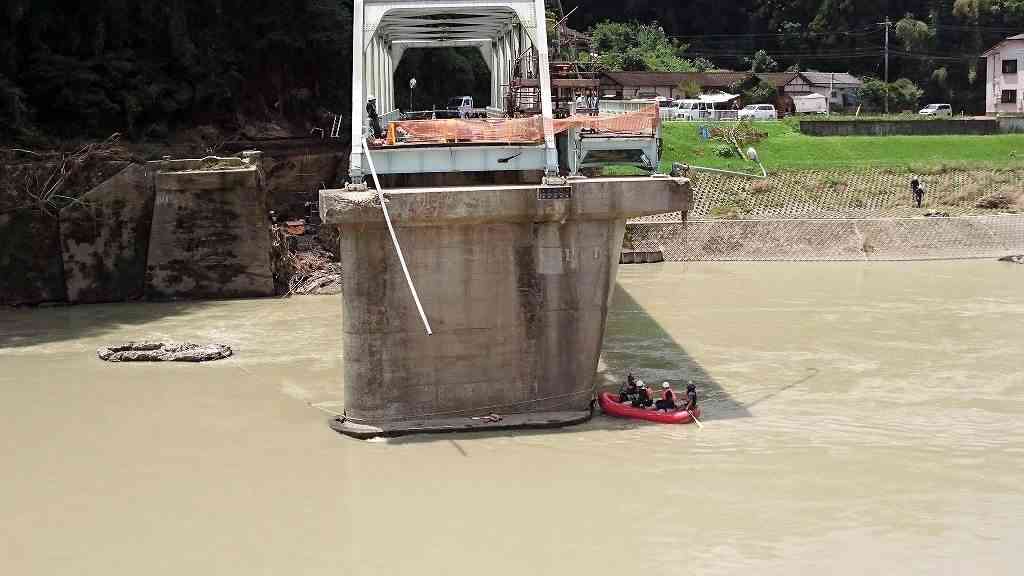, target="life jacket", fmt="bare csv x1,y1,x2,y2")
662,389,675,402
